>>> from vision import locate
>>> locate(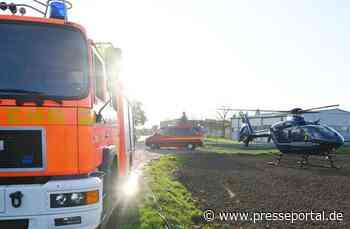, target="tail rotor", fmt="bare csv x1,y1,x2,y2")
238,113,254,147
